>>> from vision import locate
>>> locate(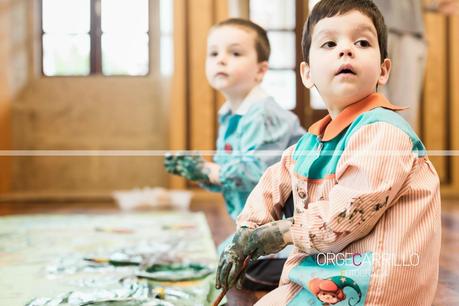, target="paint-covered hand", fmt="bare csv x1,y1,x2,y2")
246,218,293,260
216,227,252,290
163,153,209,182
164,153,181,175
